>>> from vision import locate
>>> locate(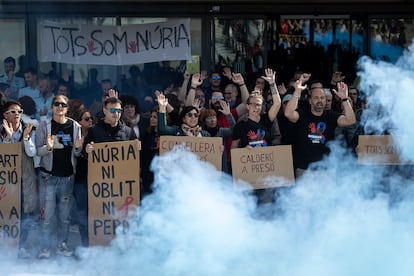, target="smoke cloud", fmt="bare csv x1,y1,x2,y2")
3,43,414,276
